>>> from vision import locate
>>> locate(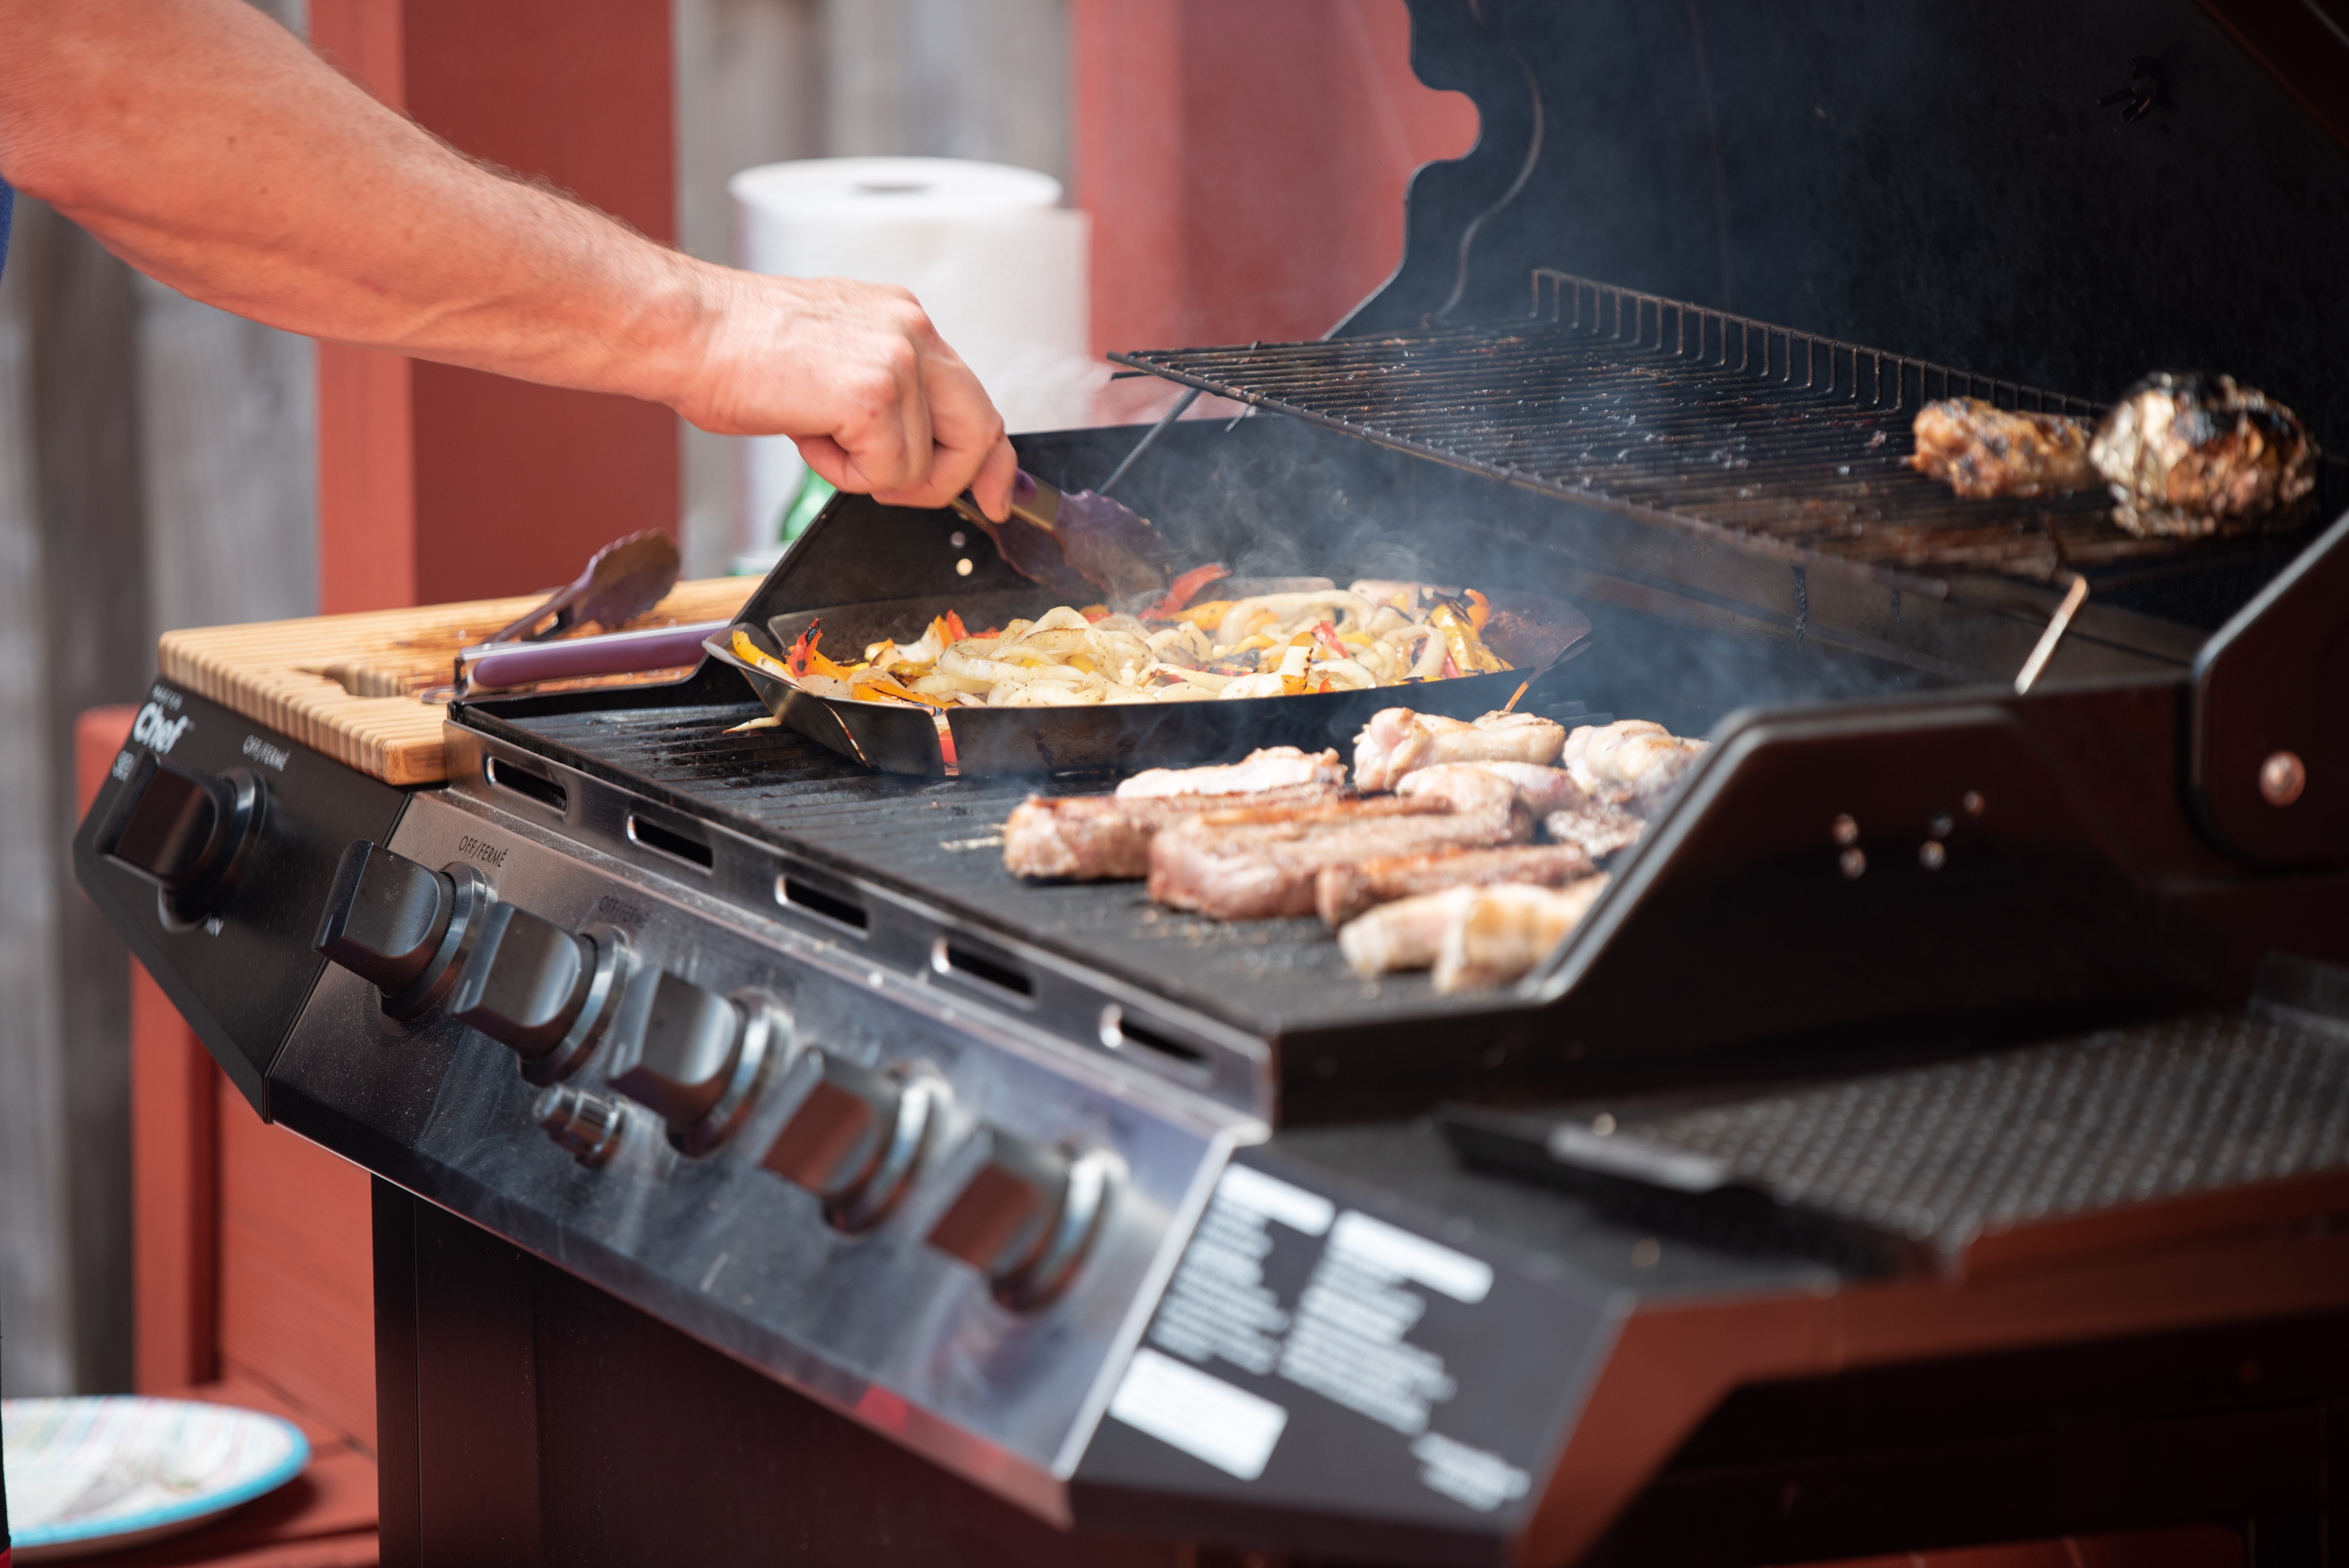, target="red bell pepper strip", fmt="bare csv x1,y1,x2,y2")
1146,563,1230,619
